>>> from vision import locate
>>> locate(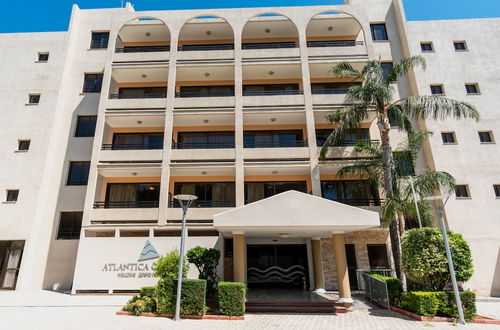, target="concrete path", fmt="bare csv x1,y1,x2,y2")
476,297,500,320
